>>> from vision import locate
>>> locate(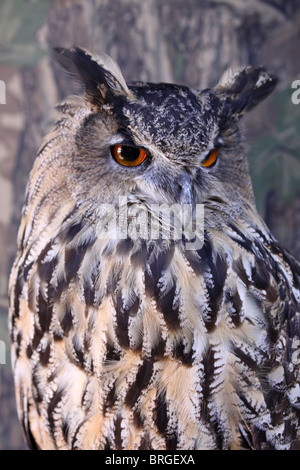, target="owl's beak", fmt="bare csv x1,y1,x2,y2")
178,173,194,207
